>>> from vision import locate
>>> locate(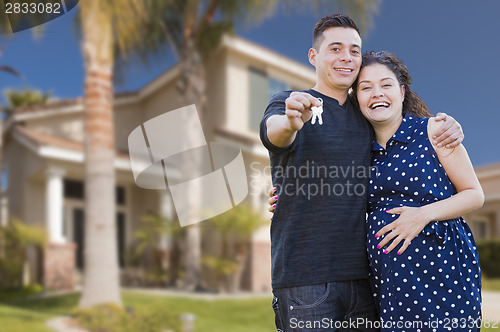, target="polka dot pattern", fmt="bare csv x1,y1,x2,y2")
367,116,481,331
